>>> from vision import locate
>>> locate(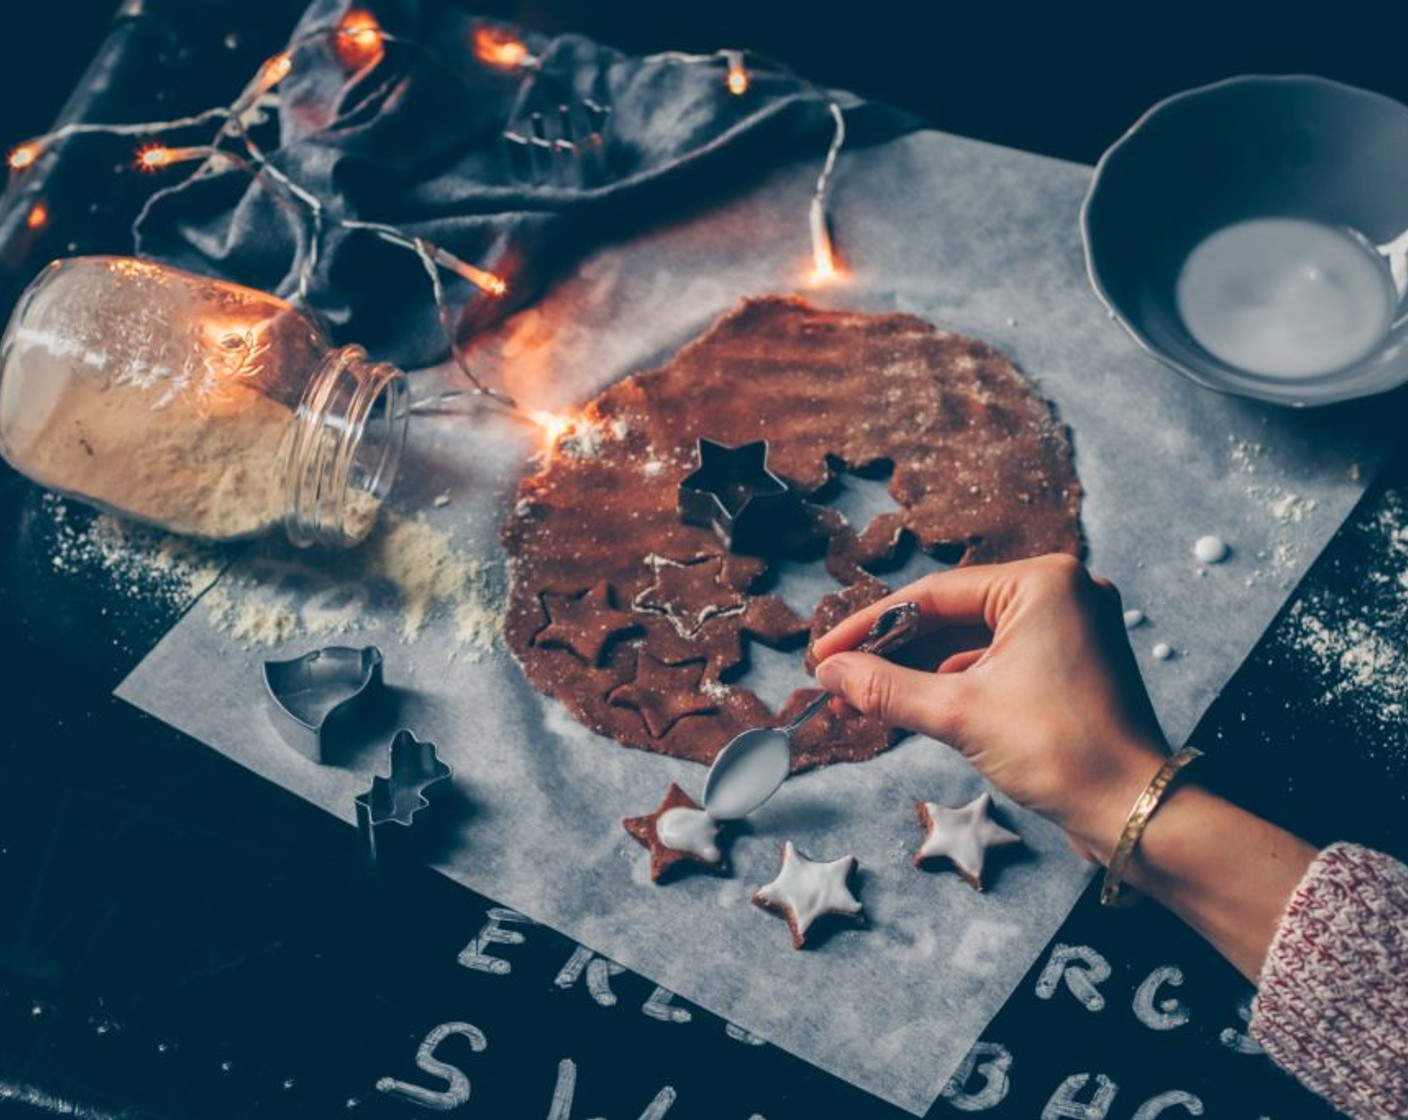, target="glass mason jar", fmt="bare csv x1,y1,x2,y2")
0,256,407,546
